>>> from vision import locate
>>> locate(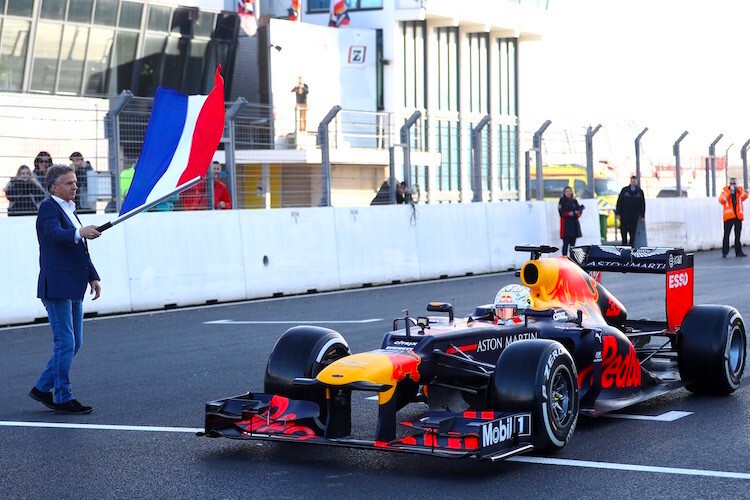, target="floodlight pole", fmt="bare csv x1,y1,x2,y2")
709,134,723,197
532,120,551,201
741,139,750,191
672,131,688,198
585,124,602,198
634,127,648,186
